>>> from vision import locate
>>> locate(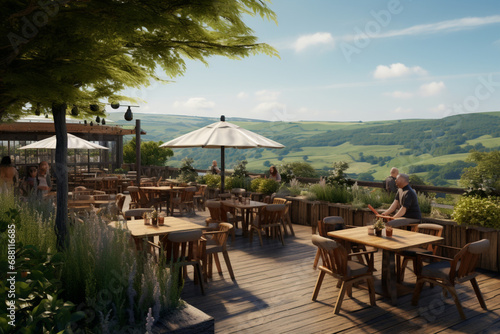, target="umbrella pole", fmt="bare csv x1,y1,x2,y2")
221,146,225,193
